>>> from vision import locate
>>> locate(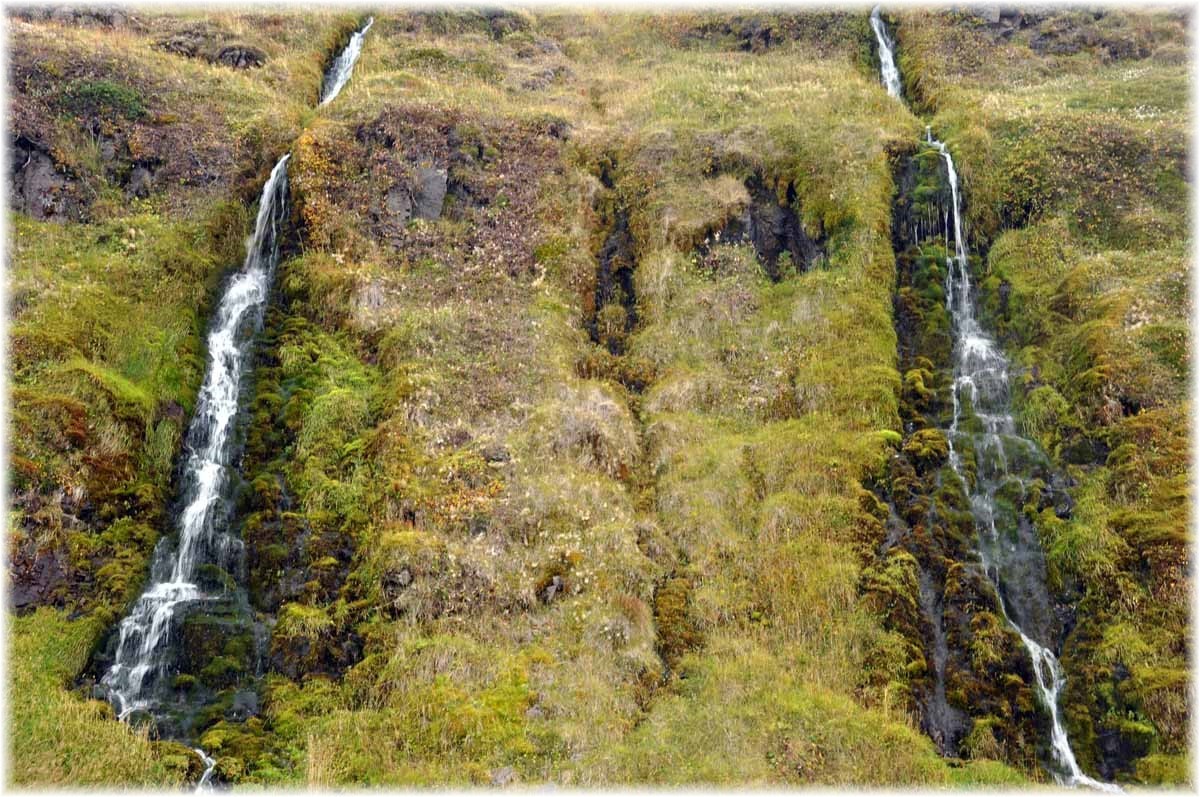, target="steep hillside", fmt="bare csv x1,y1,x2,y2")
896,8,1190,784
7,8,357,785
6,6,1190,789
